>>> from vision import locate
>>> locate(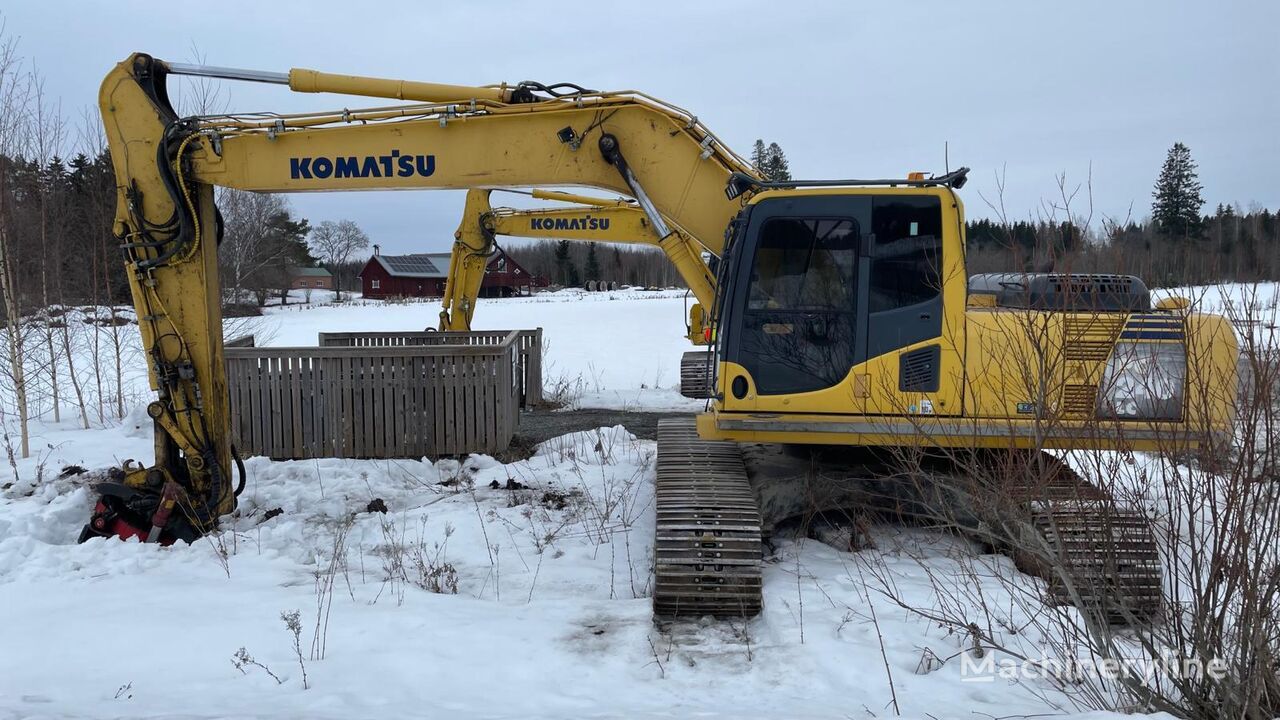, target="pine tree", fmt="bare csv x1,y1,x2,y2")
764,142,792,182
749,139,793,181
553,239,574,286
750,140,768,176
585,242,601,282
1152,142,1204,238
